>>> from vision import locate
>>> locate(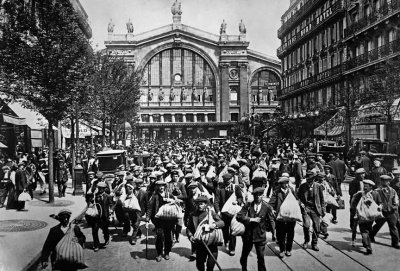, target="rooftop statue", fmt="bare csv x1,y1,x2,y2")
220,19,227,35
126,18,134,33
171,0,182,15
239,19,246,34
108,19,115,33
